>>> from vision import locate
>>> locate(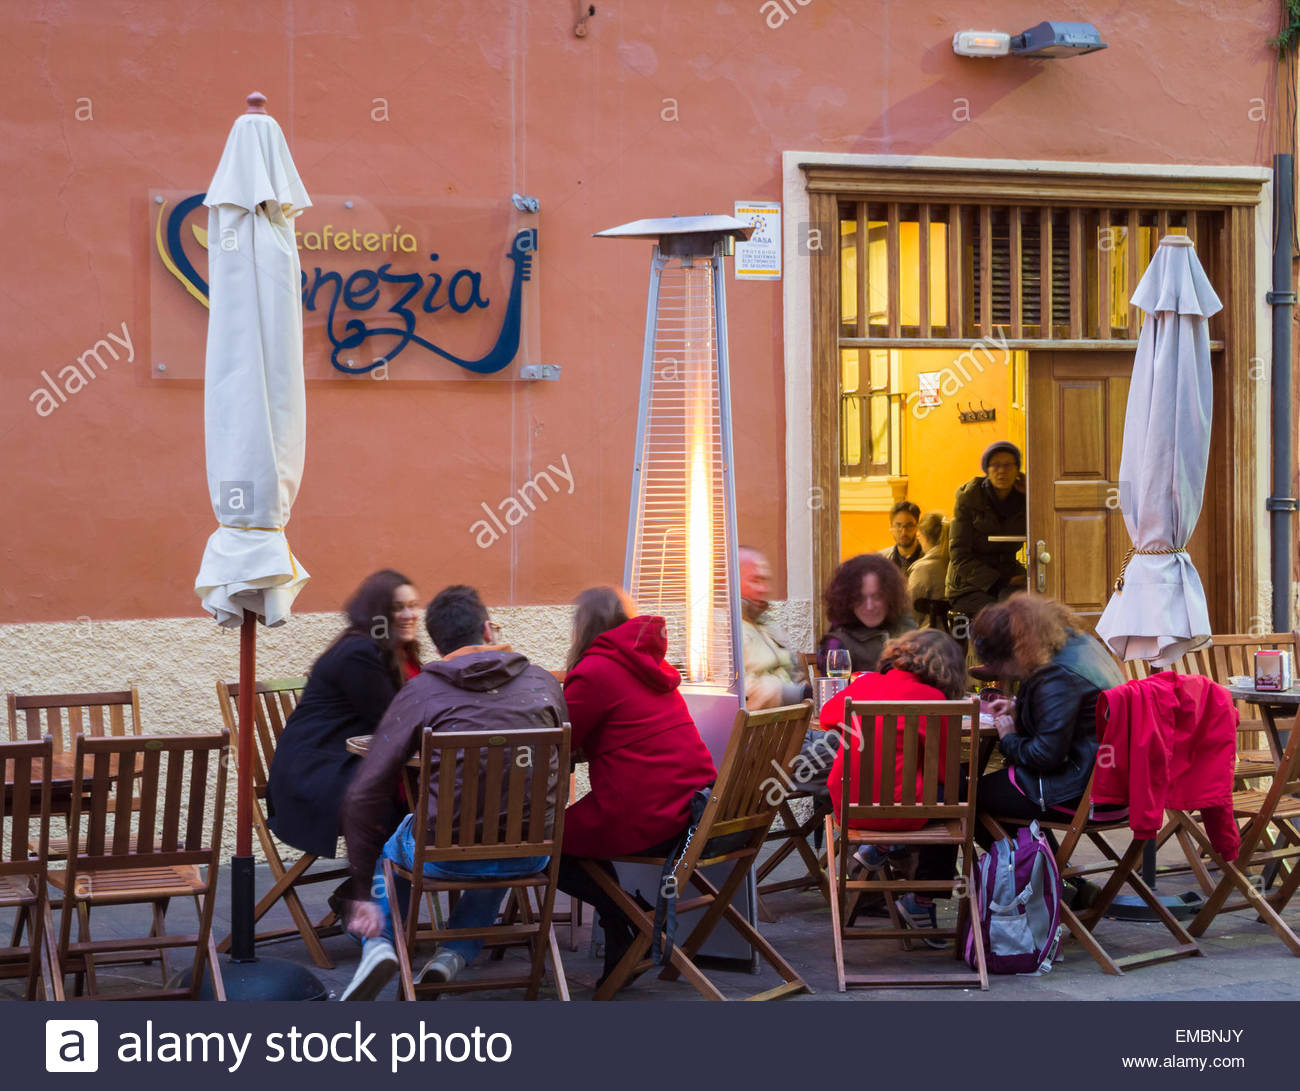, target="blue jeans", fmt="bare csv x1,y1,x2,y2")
367,814,548,963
